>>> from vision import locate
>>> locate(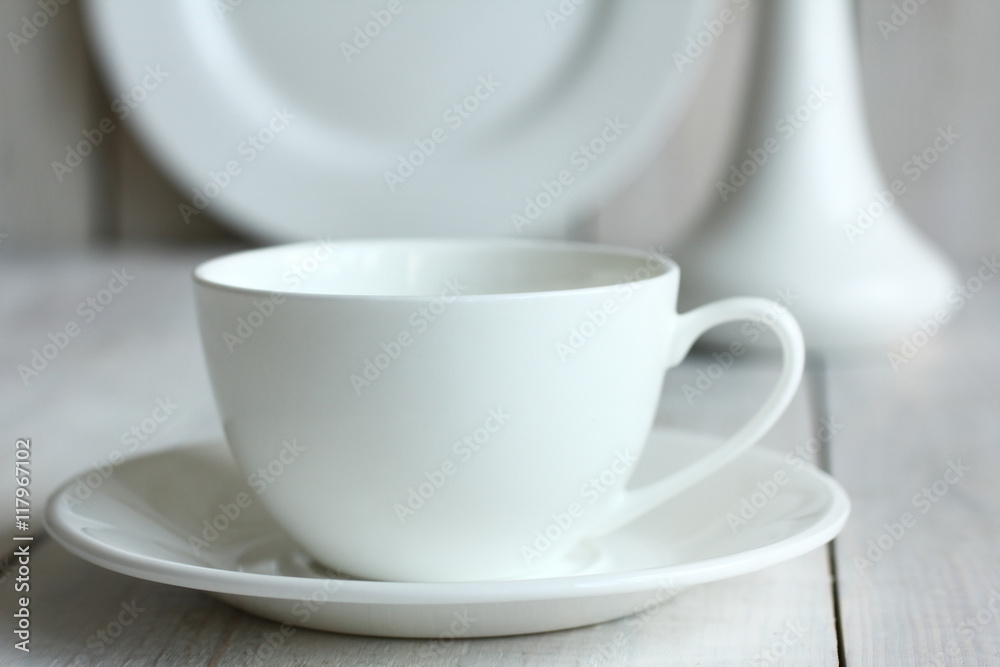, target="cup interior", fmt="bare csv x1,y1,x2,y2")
194,239,673,297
